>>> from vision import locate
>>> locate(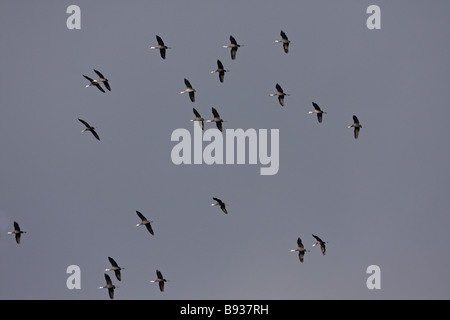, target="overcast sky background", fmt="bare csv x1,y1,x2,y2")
0,1,449,300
